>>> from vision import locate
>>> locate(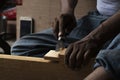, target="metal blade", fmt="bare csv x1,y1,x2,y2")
56,36,65,51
